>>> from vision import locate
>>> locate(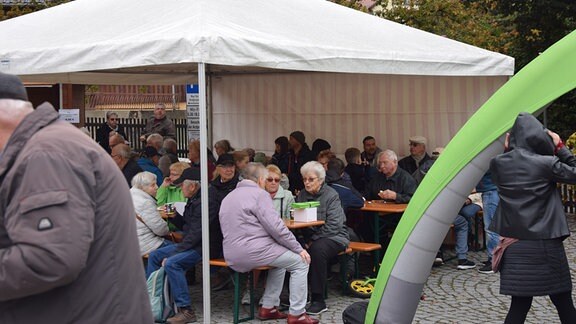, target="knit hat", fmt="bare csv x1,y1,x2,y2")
312,138,331,153
0,72,28,101
289,131,306,145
